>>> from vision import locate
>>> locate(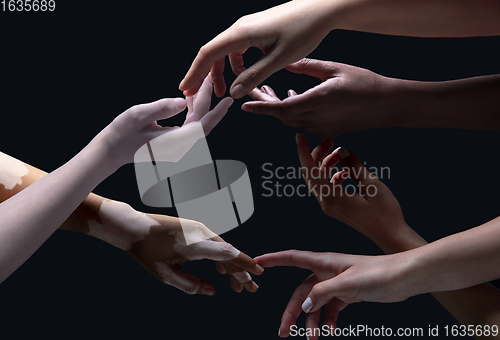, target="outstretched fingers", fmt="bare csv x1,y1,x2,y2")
155,262,215,296
279,274,319,338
